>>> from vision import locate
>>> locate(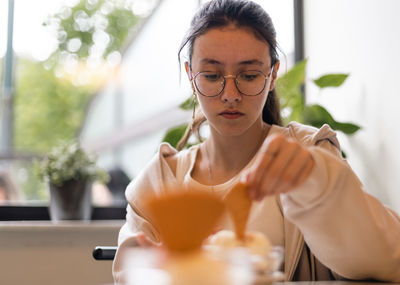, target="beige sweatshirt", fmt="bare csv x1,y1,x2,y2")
113,122,400,283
